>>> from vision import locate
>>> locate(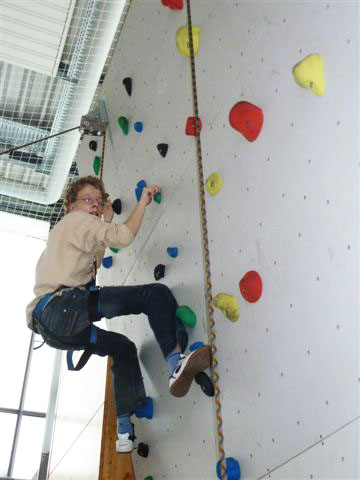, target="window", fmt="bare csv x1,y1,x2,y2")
0,214,55,480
